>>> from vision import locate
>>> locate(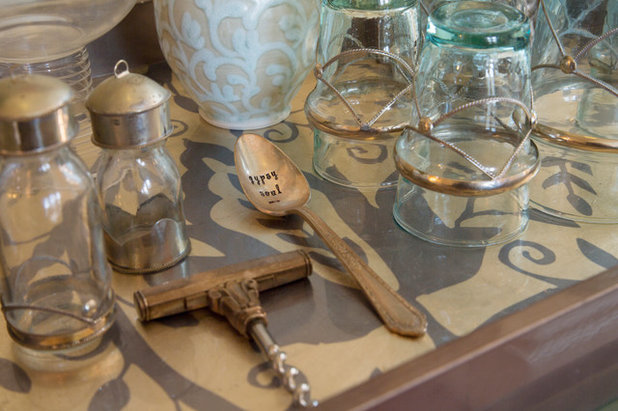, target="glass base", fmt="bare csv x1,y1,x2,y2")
533,73,618,141
529,136,618,224
11,329,117,374
105,219,191,274
312,129,399,189
393,176,529,247
5,302,116,352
